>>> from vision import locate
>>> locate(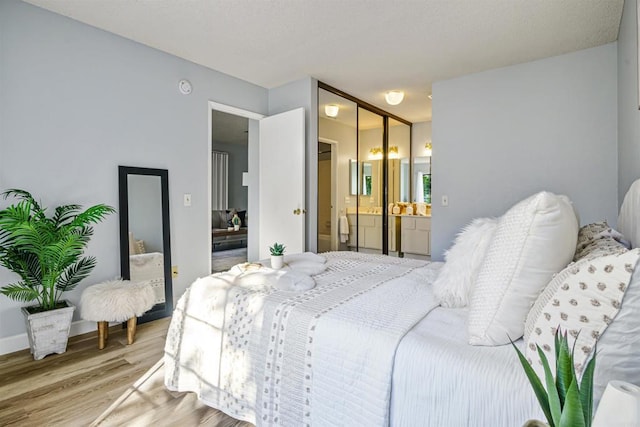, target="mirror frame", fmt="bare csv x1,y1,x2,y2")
118,166,173,323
